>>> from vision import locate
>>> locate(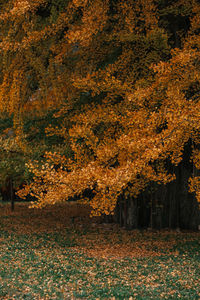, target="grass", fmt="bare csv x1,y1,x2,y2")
0,202,200,299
